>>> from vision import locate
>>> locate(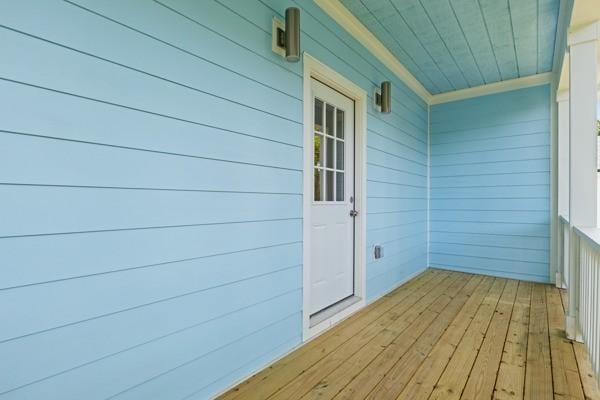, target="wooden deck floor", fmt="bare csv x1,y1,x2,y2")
218,269,600,400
